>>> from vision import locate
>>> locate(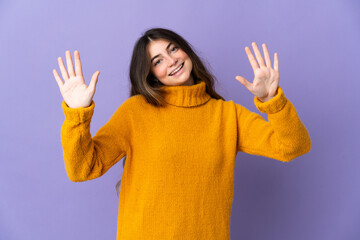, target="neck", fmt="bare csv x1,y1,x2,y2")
159,81,211,107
